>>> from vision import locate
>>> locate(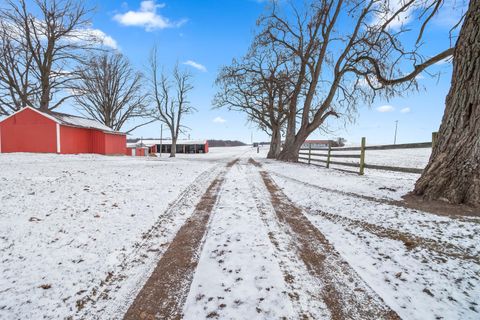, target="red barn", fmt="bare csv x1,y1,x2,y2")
0,107,126,155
